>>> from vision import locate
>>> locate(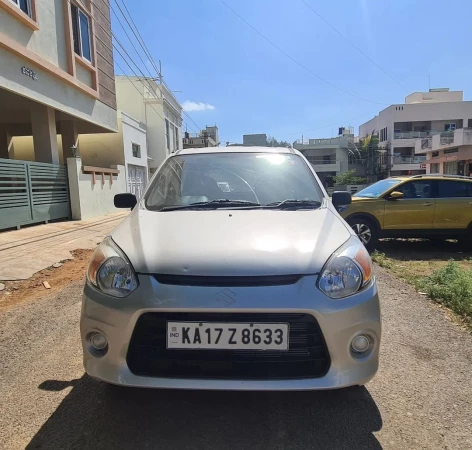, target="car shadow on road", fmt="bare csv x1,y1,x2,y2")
28,374,382,450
